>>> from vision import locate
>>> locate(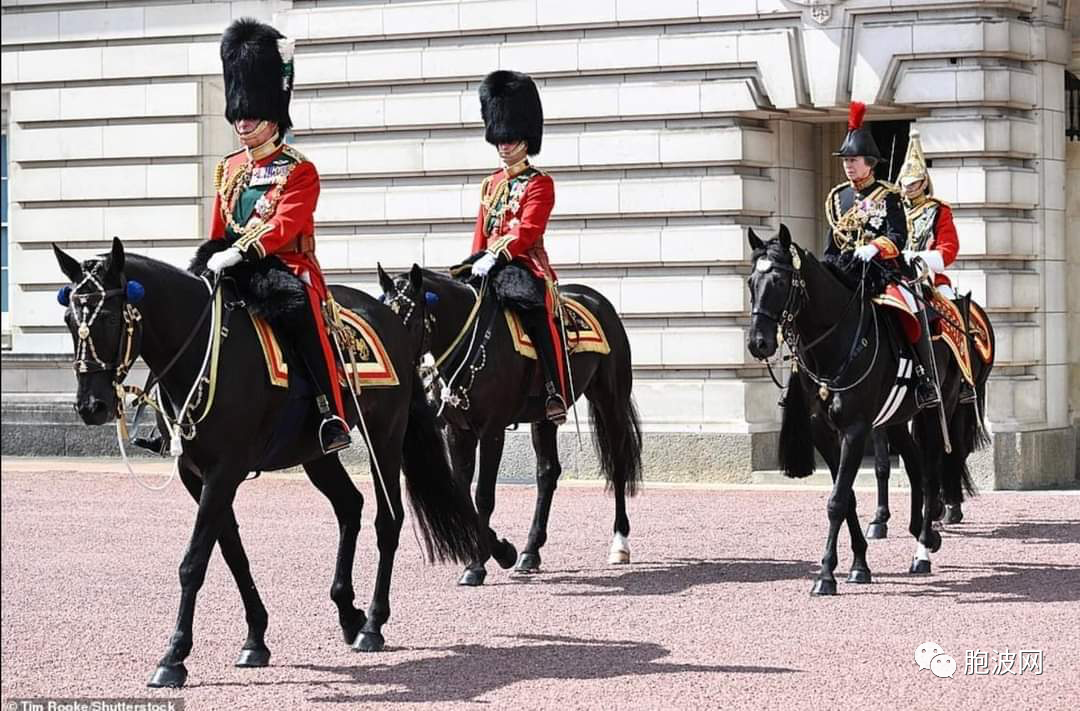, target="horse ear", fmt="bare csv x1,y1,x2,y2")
106,236,125,276
376,262,394,294
409,263,423,293
53,244,83,283
747,227,764,252
778,224,791,250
